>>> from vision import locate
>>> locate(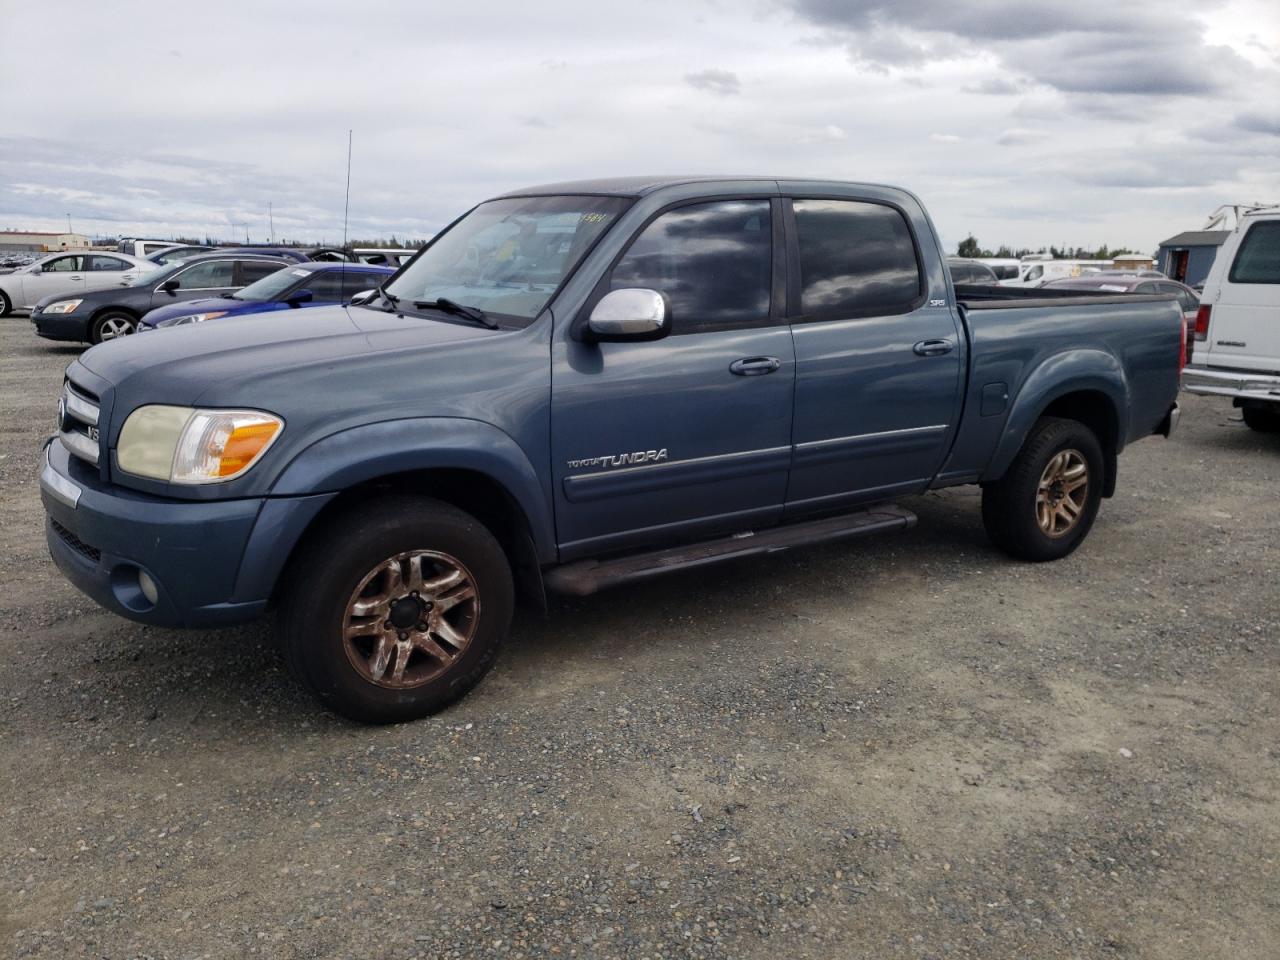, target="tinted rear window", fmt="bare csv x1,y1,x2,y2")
793,199,921,318
1229,221,1280,284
